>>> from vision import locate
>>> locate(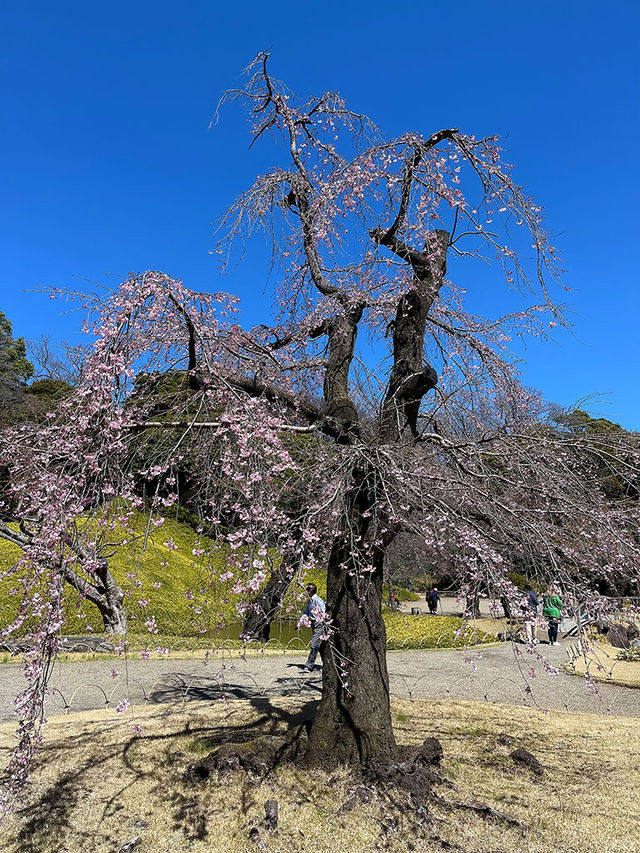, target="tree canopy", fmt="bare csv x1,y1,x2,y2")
1,55,639,809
